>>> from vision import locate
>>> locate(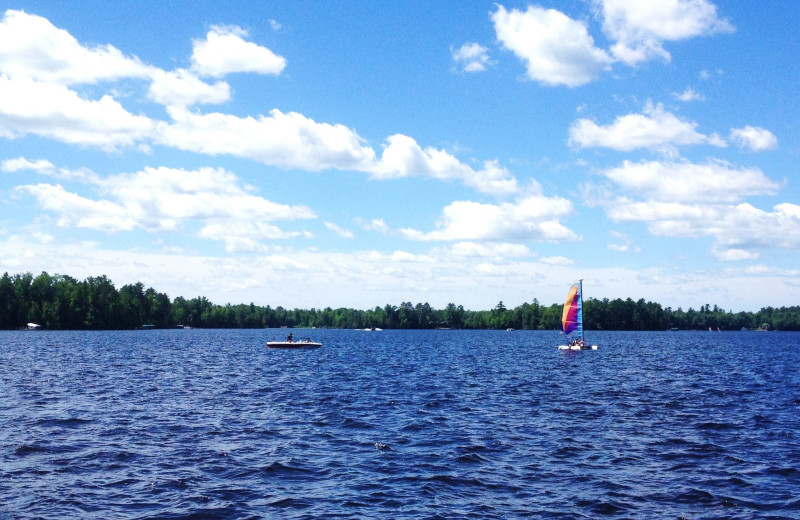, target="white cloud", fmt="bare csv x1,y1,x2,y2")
0,11,524,198
17,166,316,249
197,222,308,252
2,157,55,173
452,42,491,72
711,203,800,251
606,199,800,253
18,183,137,232
730,126,778,151
673,87,705,101
597,155,797,257
0,75,154,151
191,25,286,77
357,218,390,234
595,0,734,65
444,241,533,258
1,230,797,311
0,9,151,84
373,135,518,195
699,68,723,80
492,5,612,87
607,230,639,252
569,101,726,151
147,68,231,107
325,222,354,238
400,194,577,243
713,248,759,261
2,156,100,183
157,107,378,172
602,159,780,204
539,256,574,266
